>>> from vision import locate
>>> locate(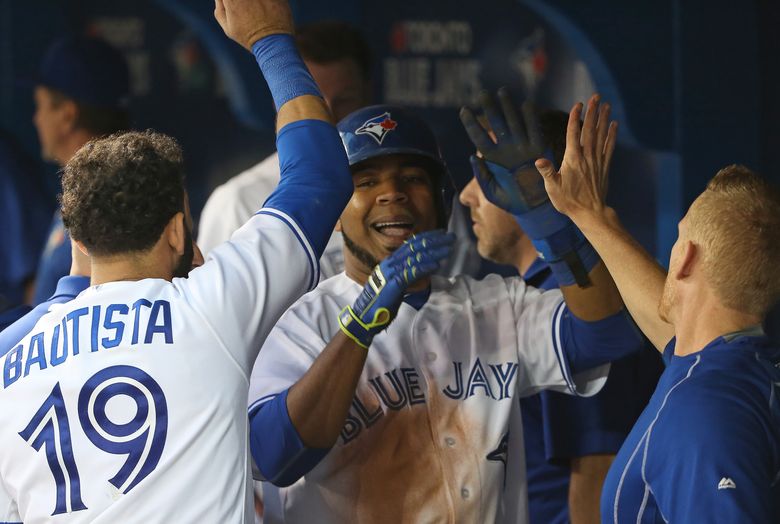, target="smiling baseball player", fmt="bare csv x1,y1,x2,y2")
0,0,355,521
246,92,644,523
